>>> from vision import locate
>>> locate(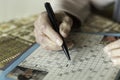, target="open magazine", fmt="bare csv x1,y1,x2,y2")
0,34,32,70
